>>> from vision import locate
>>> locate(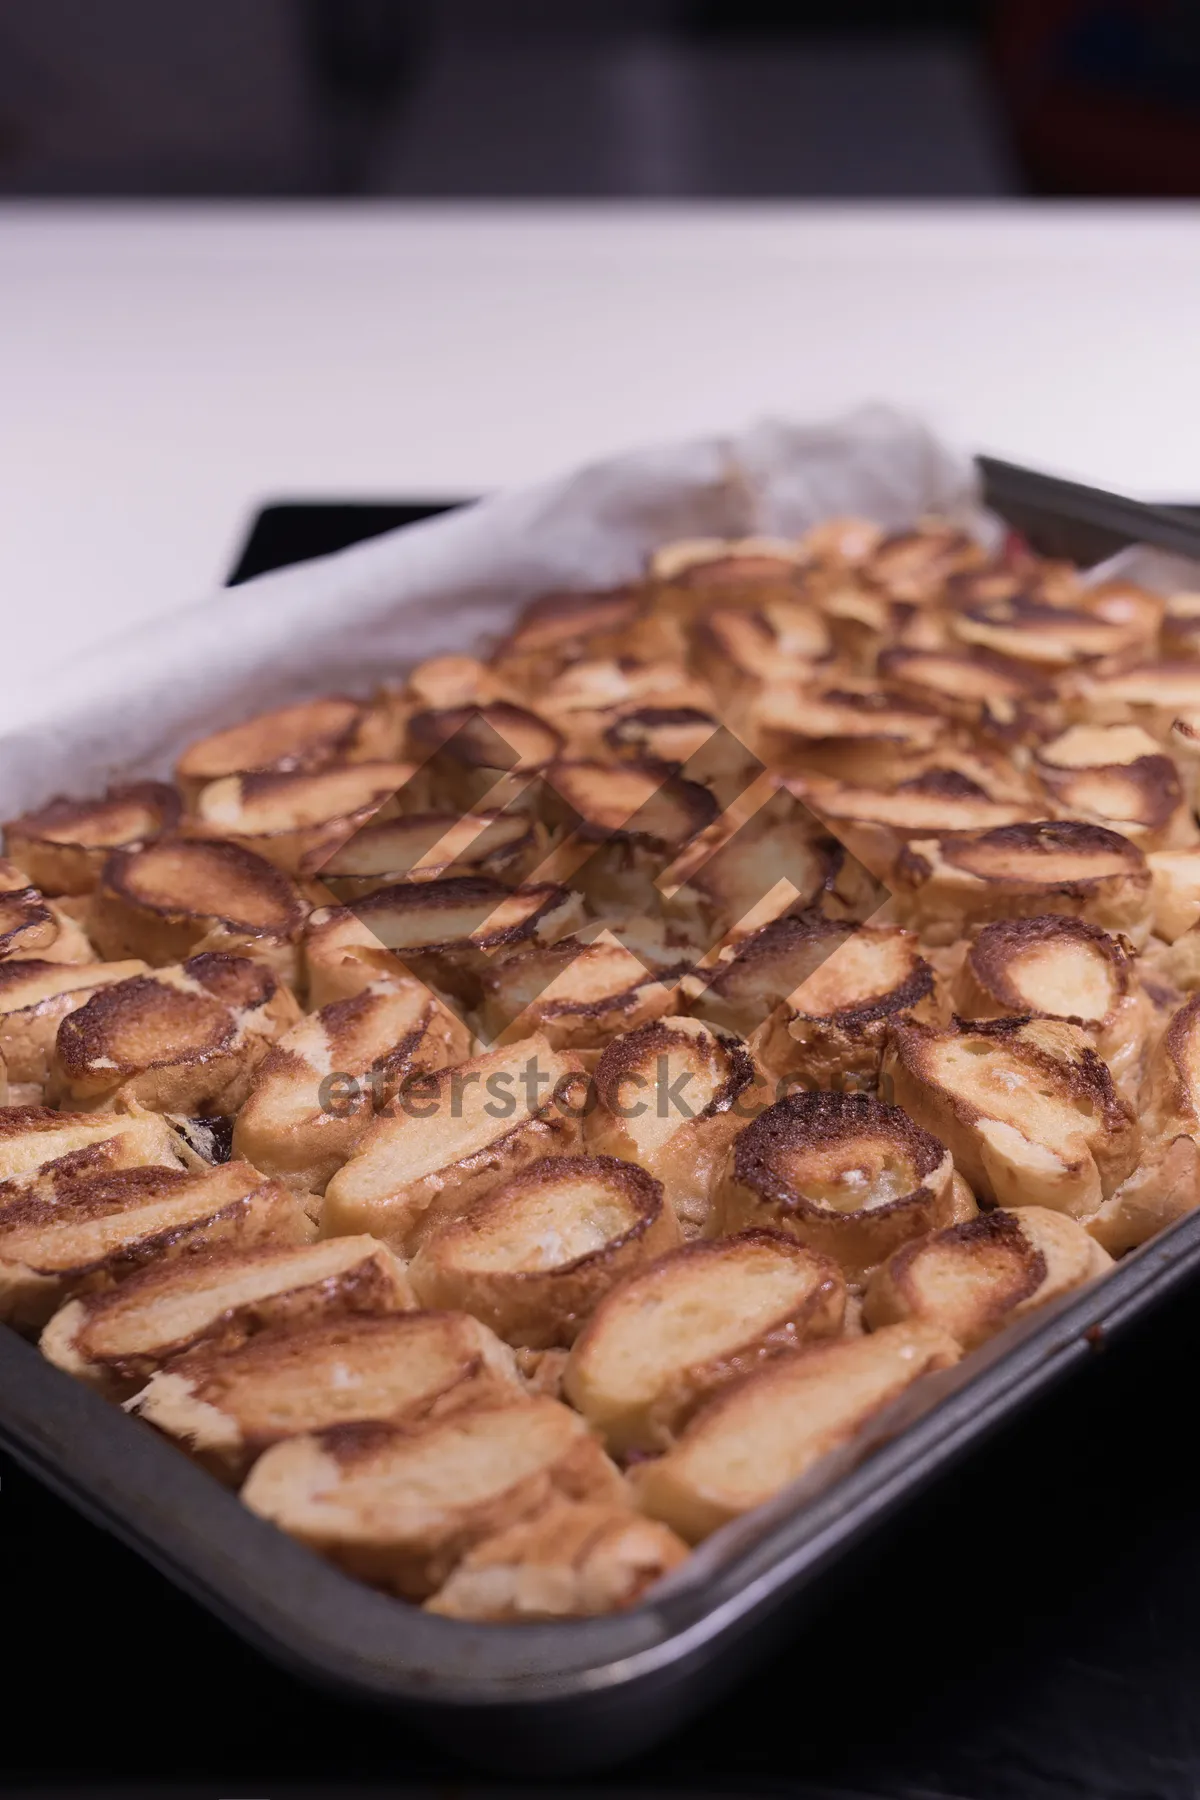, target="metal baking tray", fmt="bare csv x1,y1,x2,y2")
4,457,1200,1778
